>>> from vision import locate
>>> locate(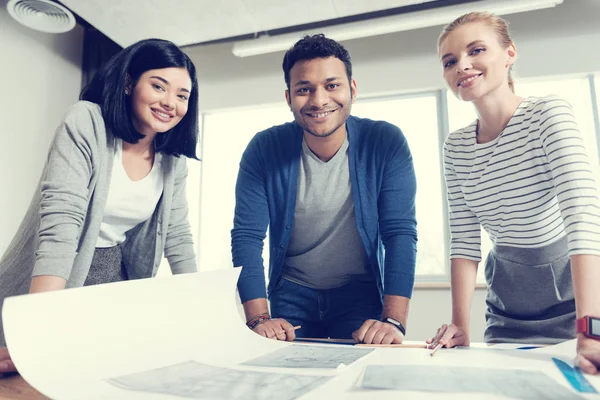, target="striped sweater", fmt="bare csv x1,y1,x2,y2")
444,95,600,261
